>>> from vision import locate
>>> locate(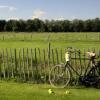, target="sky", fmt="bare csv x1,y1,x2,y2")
0,0,100,20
